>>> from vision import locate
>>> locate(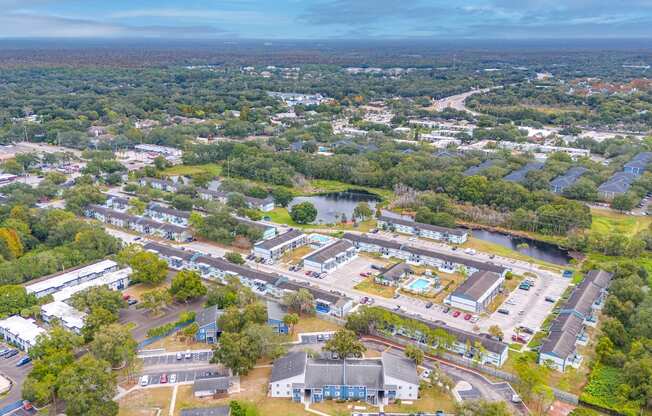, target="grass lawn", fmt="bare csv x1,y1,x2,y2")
267,208,375,232
462,237,566,273
431,272,466,304
161,163,222,177
174,367,311,416
590,208,652,237
124,281,170,301
312,400,379,415
293,316,342,334
118,386,173,416
385,386,457,414
354,277,397,299
280,245,315,265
